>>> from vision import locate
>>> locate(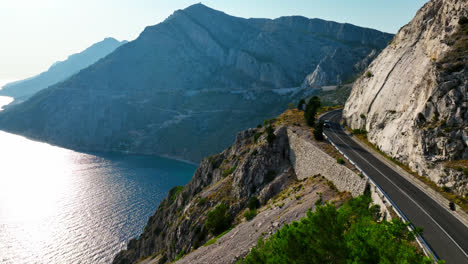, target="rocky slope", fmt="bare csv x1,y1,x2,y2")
0,4,392,162
112,110,371,264
0,38,126,103
343,0,467,196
